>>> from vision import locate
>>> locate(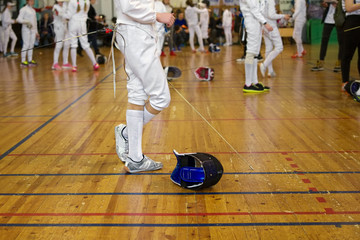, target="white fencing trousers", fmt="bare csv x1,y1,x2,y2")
21,27,36,62
188,24,204,51
53,24,69,64
244,16,262,55
292,20,305,55
200,21,208,39
68,19,96,66
244,16,262,85
3,26,17,54
263,26,283,72
224,26,232,45
116,25,171,111
156,31,165,55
